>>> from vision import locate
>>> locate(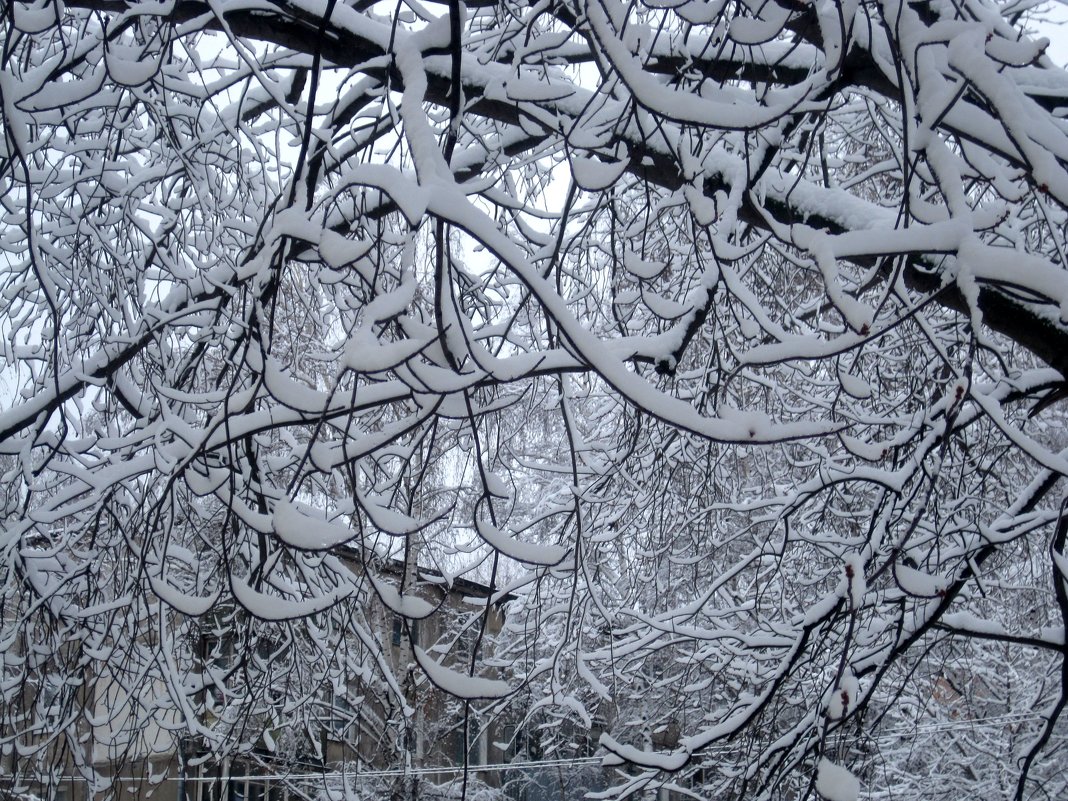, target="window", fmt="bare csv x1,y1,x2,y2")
391,616,418,647
326,689,358,743
452,727,465,765
450,719,483,766
199,772,223,801
36,673,64,724
199,765,251,801
454,625,480,664
496,723,521,760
